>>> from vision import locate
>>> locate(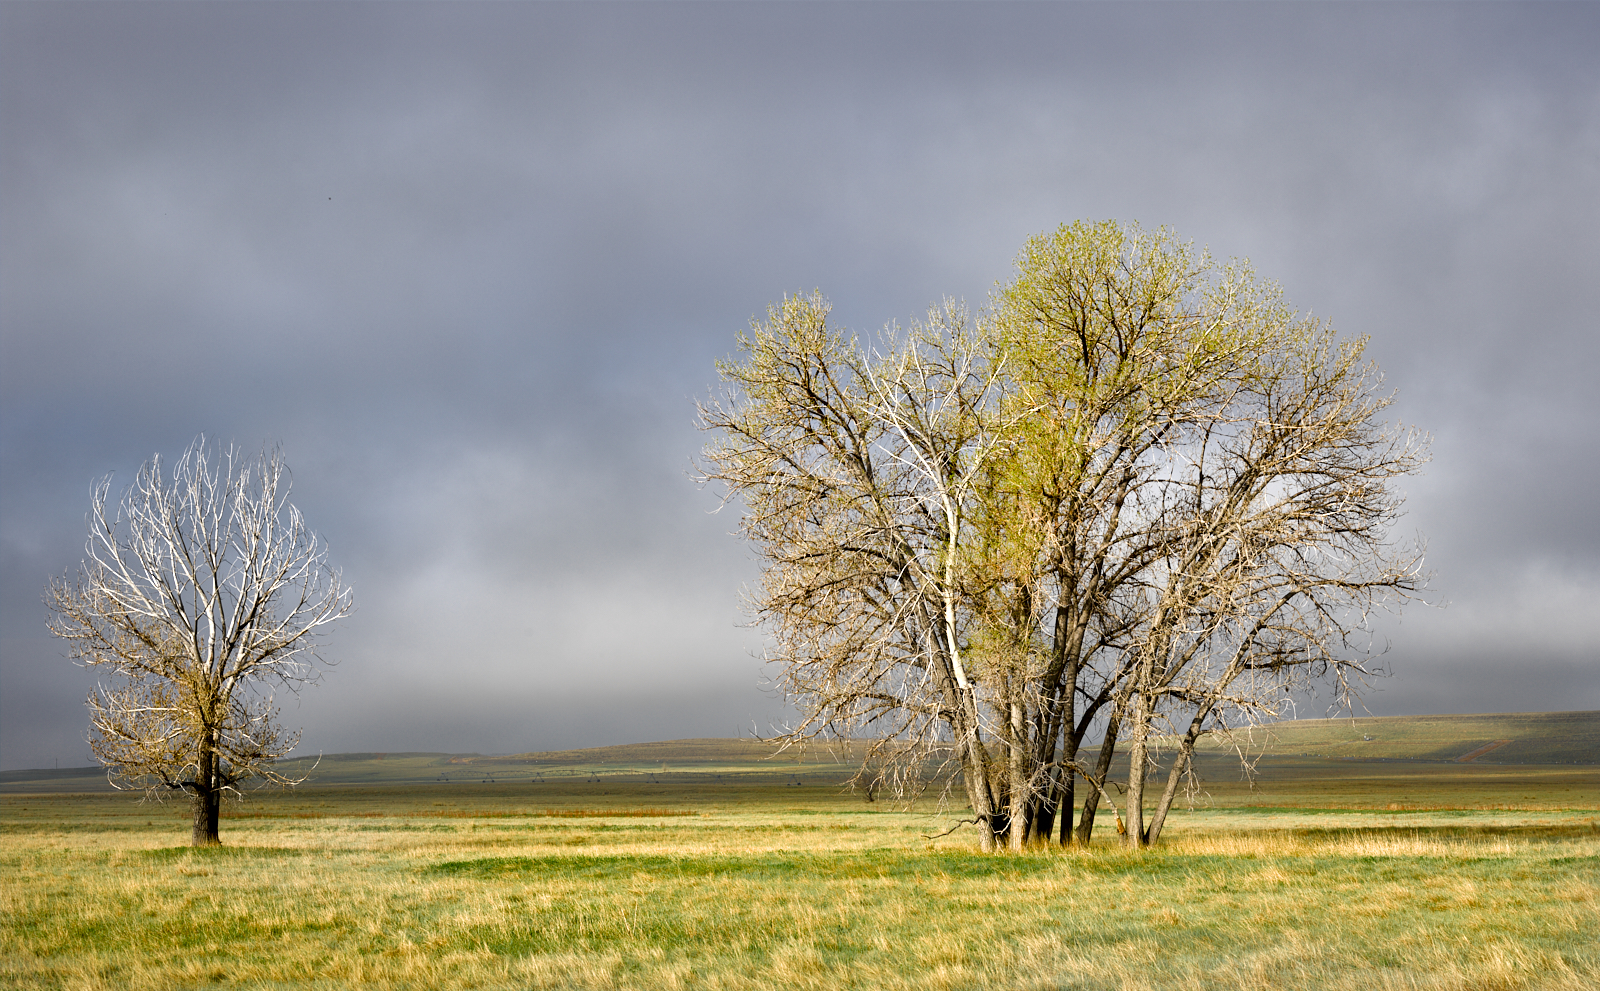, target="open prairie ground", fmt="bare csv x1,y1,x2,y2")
3,715,1597,990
